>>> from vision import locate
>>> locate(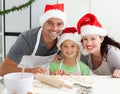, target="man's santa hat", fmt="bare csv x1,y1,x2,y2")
39,3,67,26
57,27,81,50
77,13,107,36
